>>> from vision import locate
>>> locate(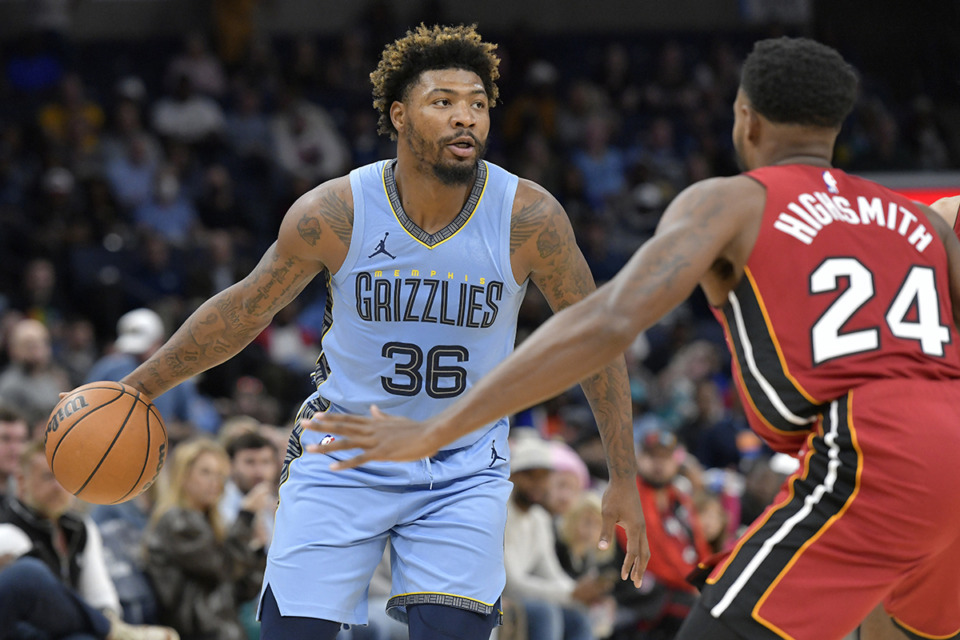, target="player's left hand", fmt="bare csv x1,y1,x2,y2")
305,406,442,469
600,476,649,588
